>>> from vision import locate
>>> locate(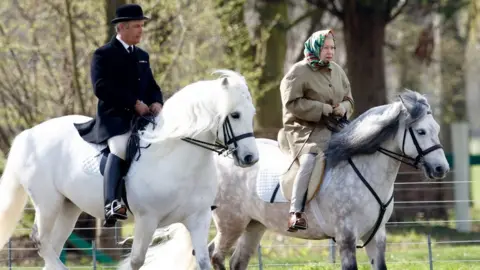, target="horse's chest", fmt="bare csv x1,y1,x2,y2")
319,193,393,234
128,174,216,214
